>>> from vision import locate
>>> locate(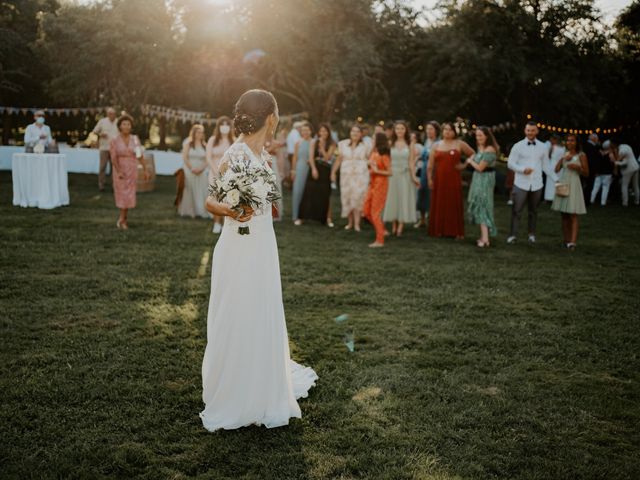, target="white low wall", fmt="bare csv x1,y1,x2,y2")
0,146,183,176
